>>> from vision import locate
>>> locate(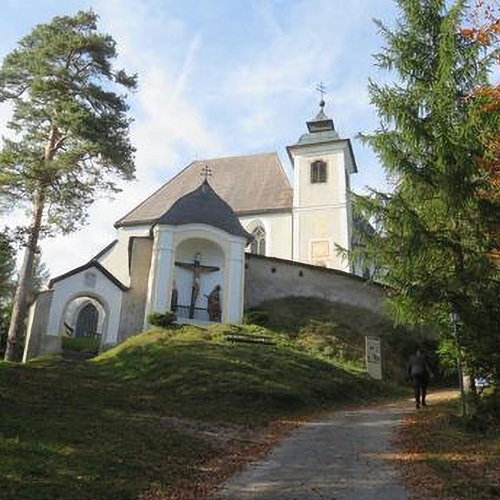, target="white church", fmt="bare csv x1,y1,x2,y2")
23,100,378,361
